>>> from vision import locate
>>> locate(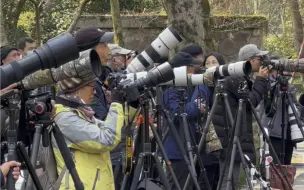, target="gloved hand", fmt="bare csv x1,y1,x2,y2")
169,52,202,68
111,89,125,104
